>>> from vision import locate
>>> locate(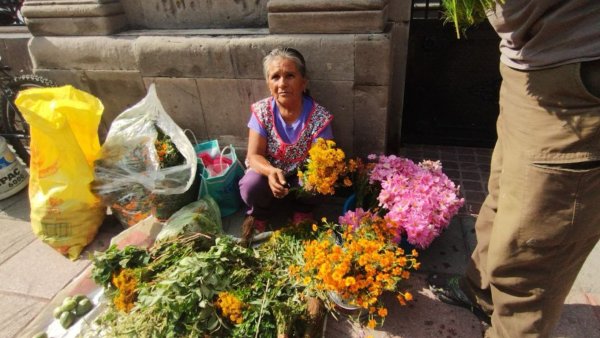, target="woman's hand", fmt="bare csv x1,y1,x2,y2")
247,129,289,198
268,168,289,199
